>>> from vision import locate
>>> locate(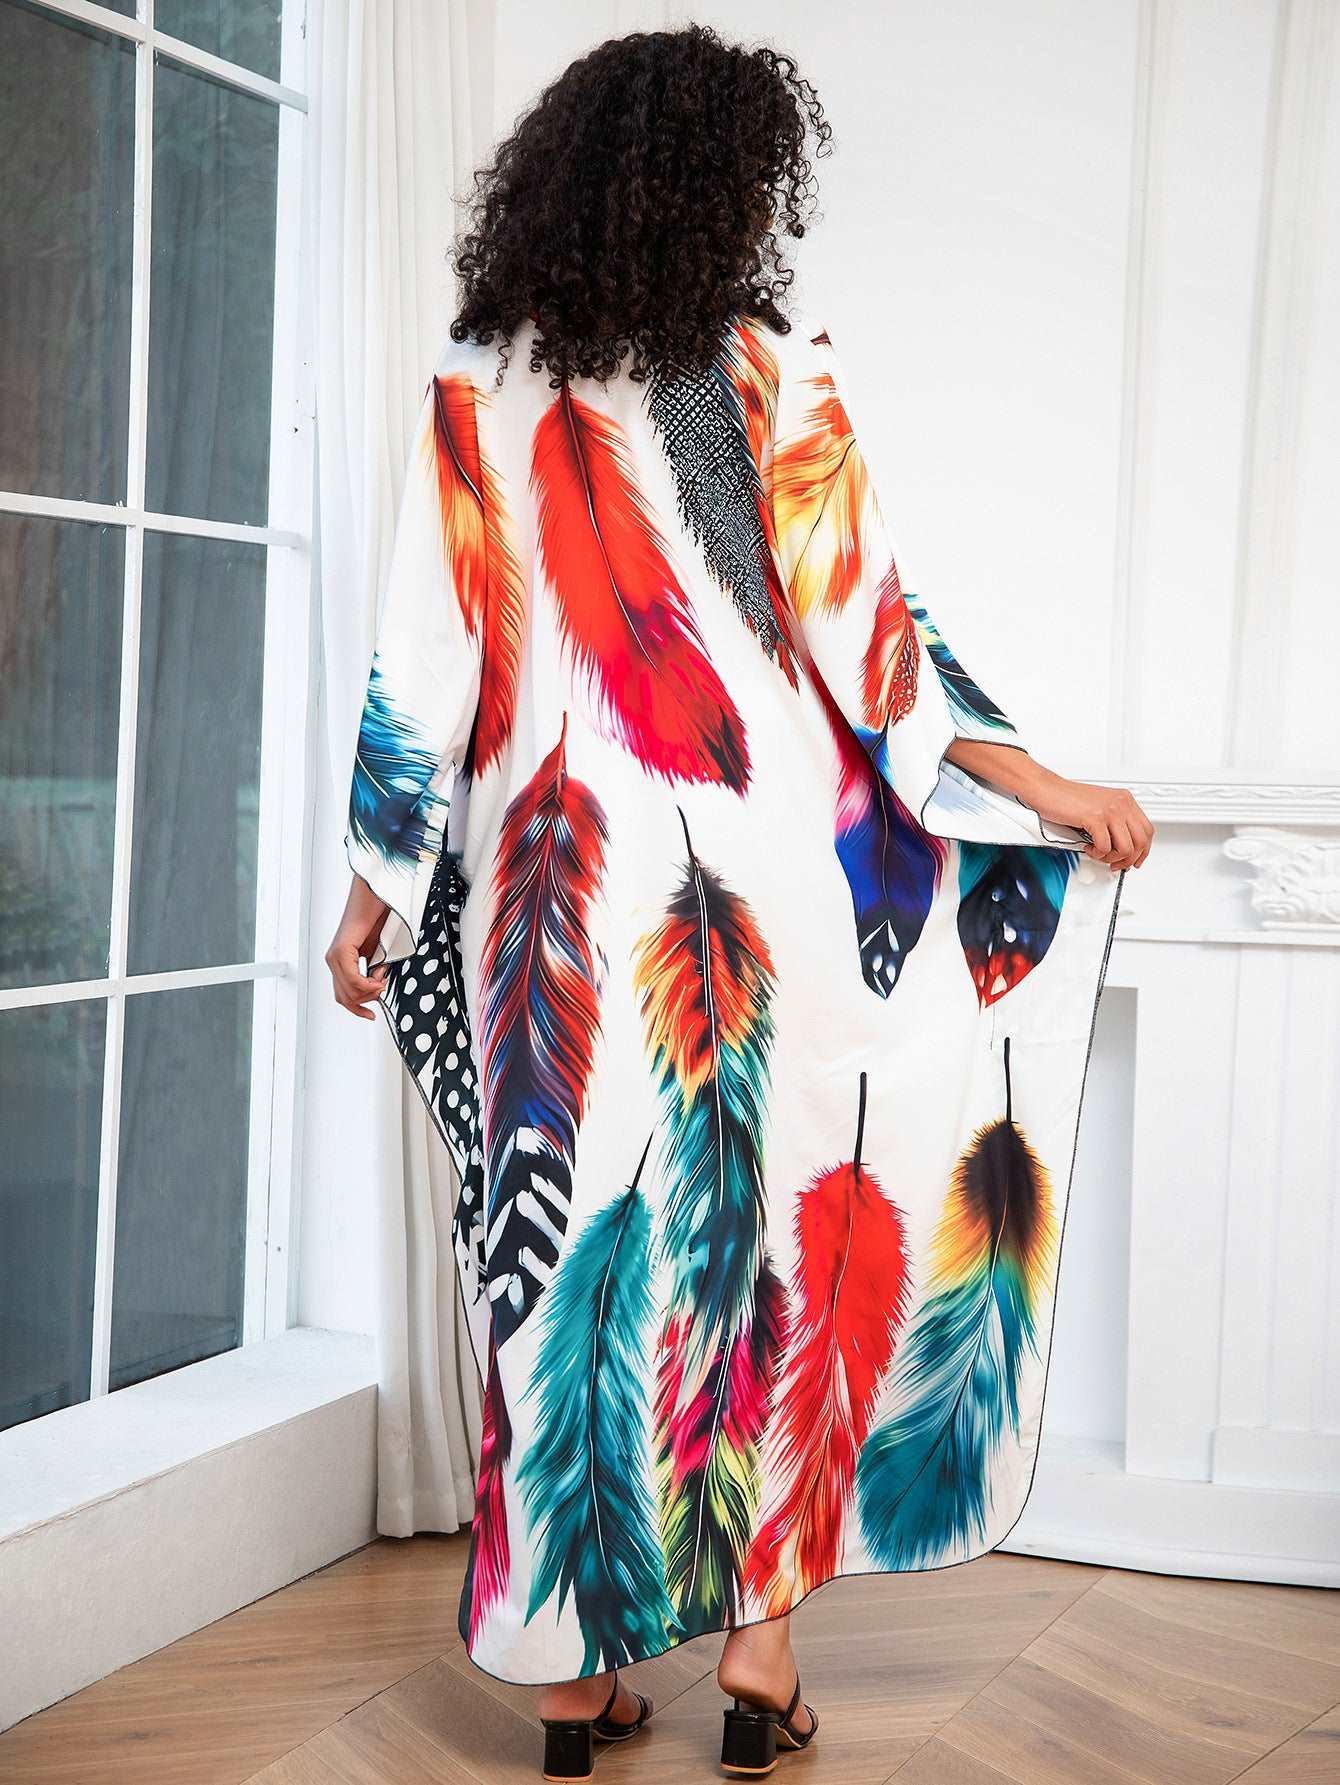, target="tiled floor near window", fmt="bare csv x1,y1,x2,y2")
1,1536,1336,1783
